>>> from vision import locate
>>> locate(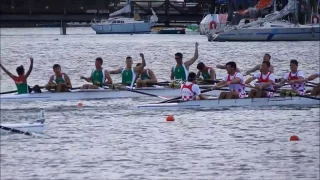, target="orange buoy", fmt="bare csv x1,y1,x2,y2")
77,102,83,107
290,135,299,141
166,115,175,121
